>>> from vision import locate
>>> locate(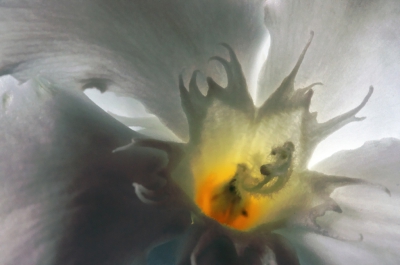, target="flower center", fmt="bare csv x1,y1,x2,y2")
179,34,376,234
194,141,297,230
